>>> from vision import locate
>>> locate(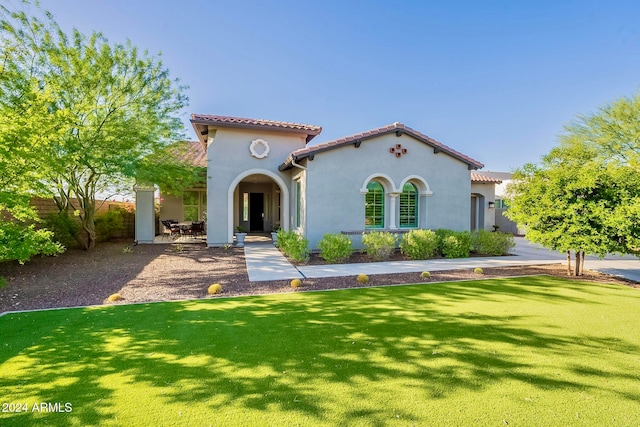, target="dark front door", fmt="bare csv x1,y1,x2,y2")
249,193,264,232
